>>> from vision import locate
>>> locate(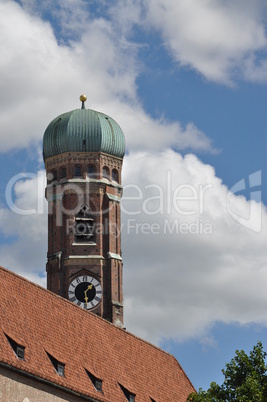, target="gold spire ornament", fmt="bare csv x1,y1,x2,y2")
80,94,87,109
